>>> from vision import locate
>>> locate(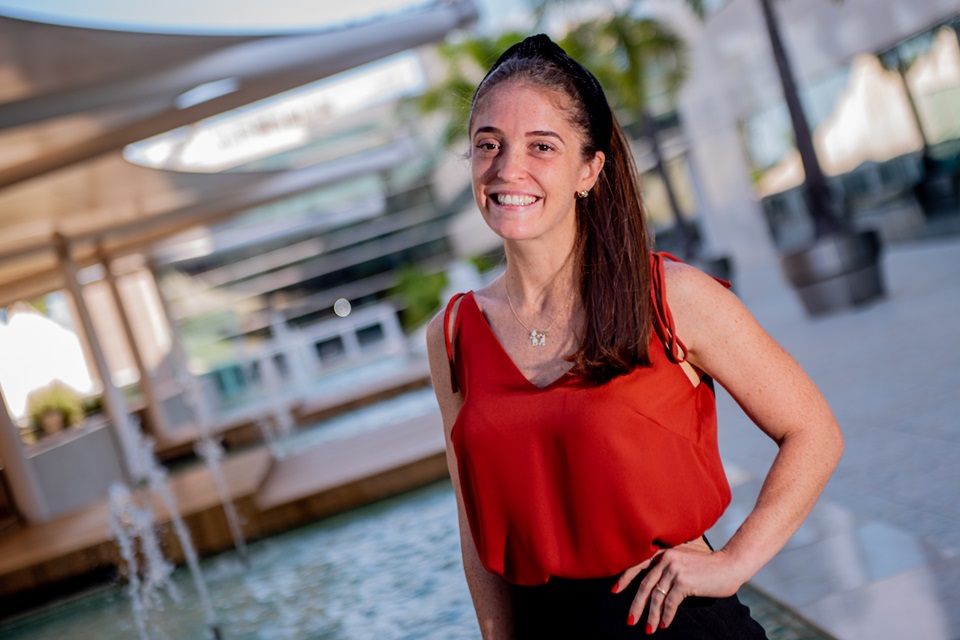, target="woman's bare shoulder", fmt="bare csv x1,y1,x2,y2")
661,259,730,307
425,306,448,352
660,258,754,357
